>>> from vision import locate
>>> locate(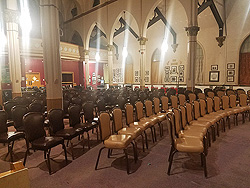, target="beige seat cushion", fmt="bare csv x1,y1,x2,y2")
203,114,221,122
179,130,204,141
175,137,204,153
129,121,151,130
104,135,132,149
156,113,166,121
184,125,207,135
197,117,217,125
189,120,211,129
118,127,142,140
210,111,227,118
